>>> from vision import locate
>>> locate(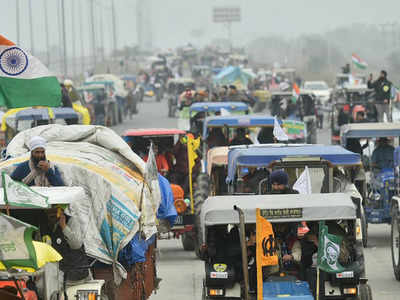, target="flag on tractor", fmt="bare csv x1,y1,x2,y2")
317,221,345,273
256,208,278,300
2,172,48,208
293,166,312,195
0,34,61,108
273,116,289,141
187,134,200,213
0,213,38,270
352,53,368,70
292,83,300,102
292,167,311,236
